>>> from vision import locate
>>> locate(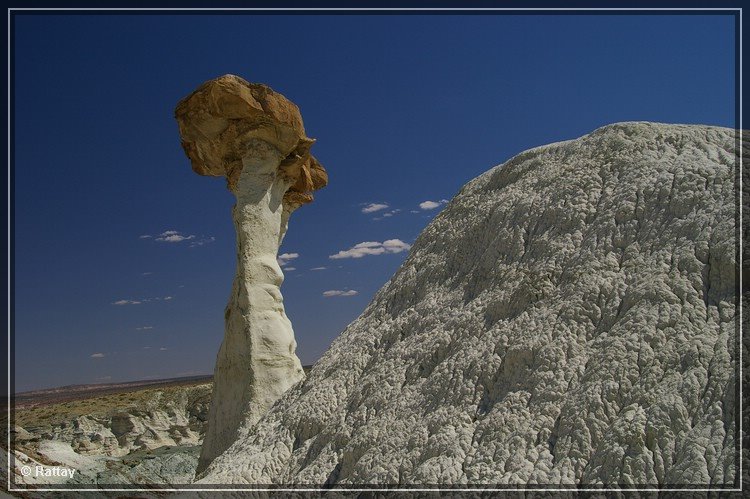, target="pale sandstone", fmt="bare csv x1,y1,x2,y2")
175,74,327,475
199,122,738,487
